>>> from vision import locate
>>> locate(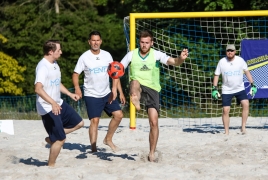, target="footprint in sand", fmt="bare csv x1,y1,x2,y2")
115,129,122,134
